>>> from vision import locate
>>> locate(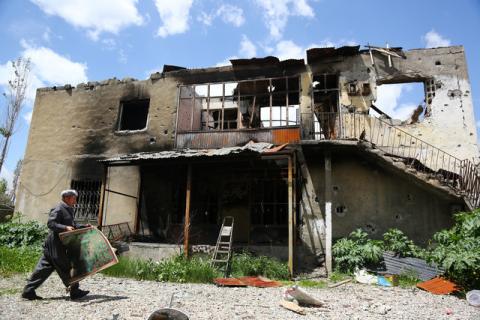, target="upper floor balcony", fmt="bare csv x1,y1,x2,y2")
174,74,341,149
